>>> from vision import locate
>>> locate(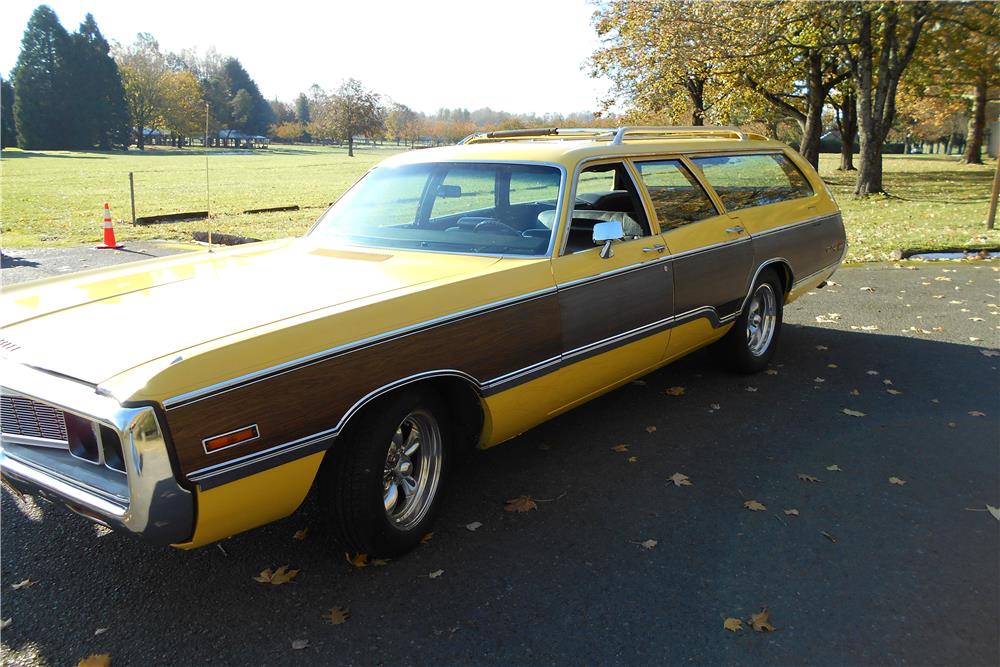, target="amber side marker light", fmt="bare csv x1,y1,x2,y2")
202,424,260,454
